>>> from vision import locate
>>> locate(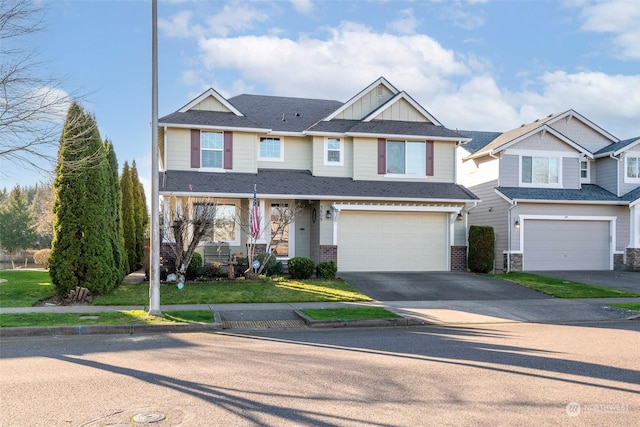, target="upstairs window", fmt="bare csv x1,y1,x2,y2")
201,131,223,169
580,160,590,182
626,156,640,182
259,137,283,161
387,140,426,175
324,138,343,165
521,156,560,186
